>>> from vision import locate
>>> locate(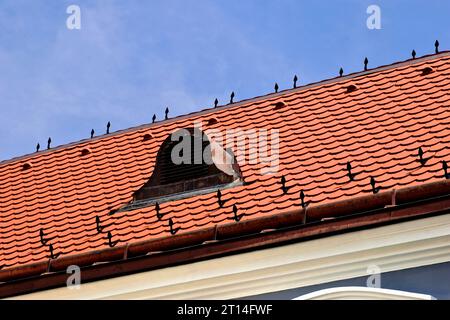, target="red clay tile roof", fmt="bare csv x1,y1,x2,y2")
1,52,450,274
